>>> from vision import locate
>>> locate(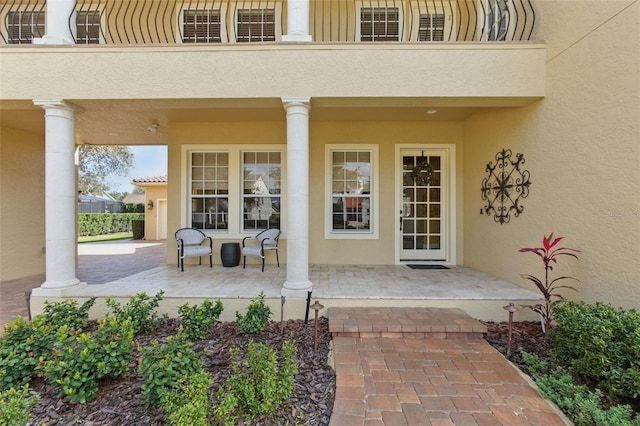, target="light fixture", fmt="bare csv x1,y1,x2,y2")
147,123,159,134
426,109,438,115
147,200,154,210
